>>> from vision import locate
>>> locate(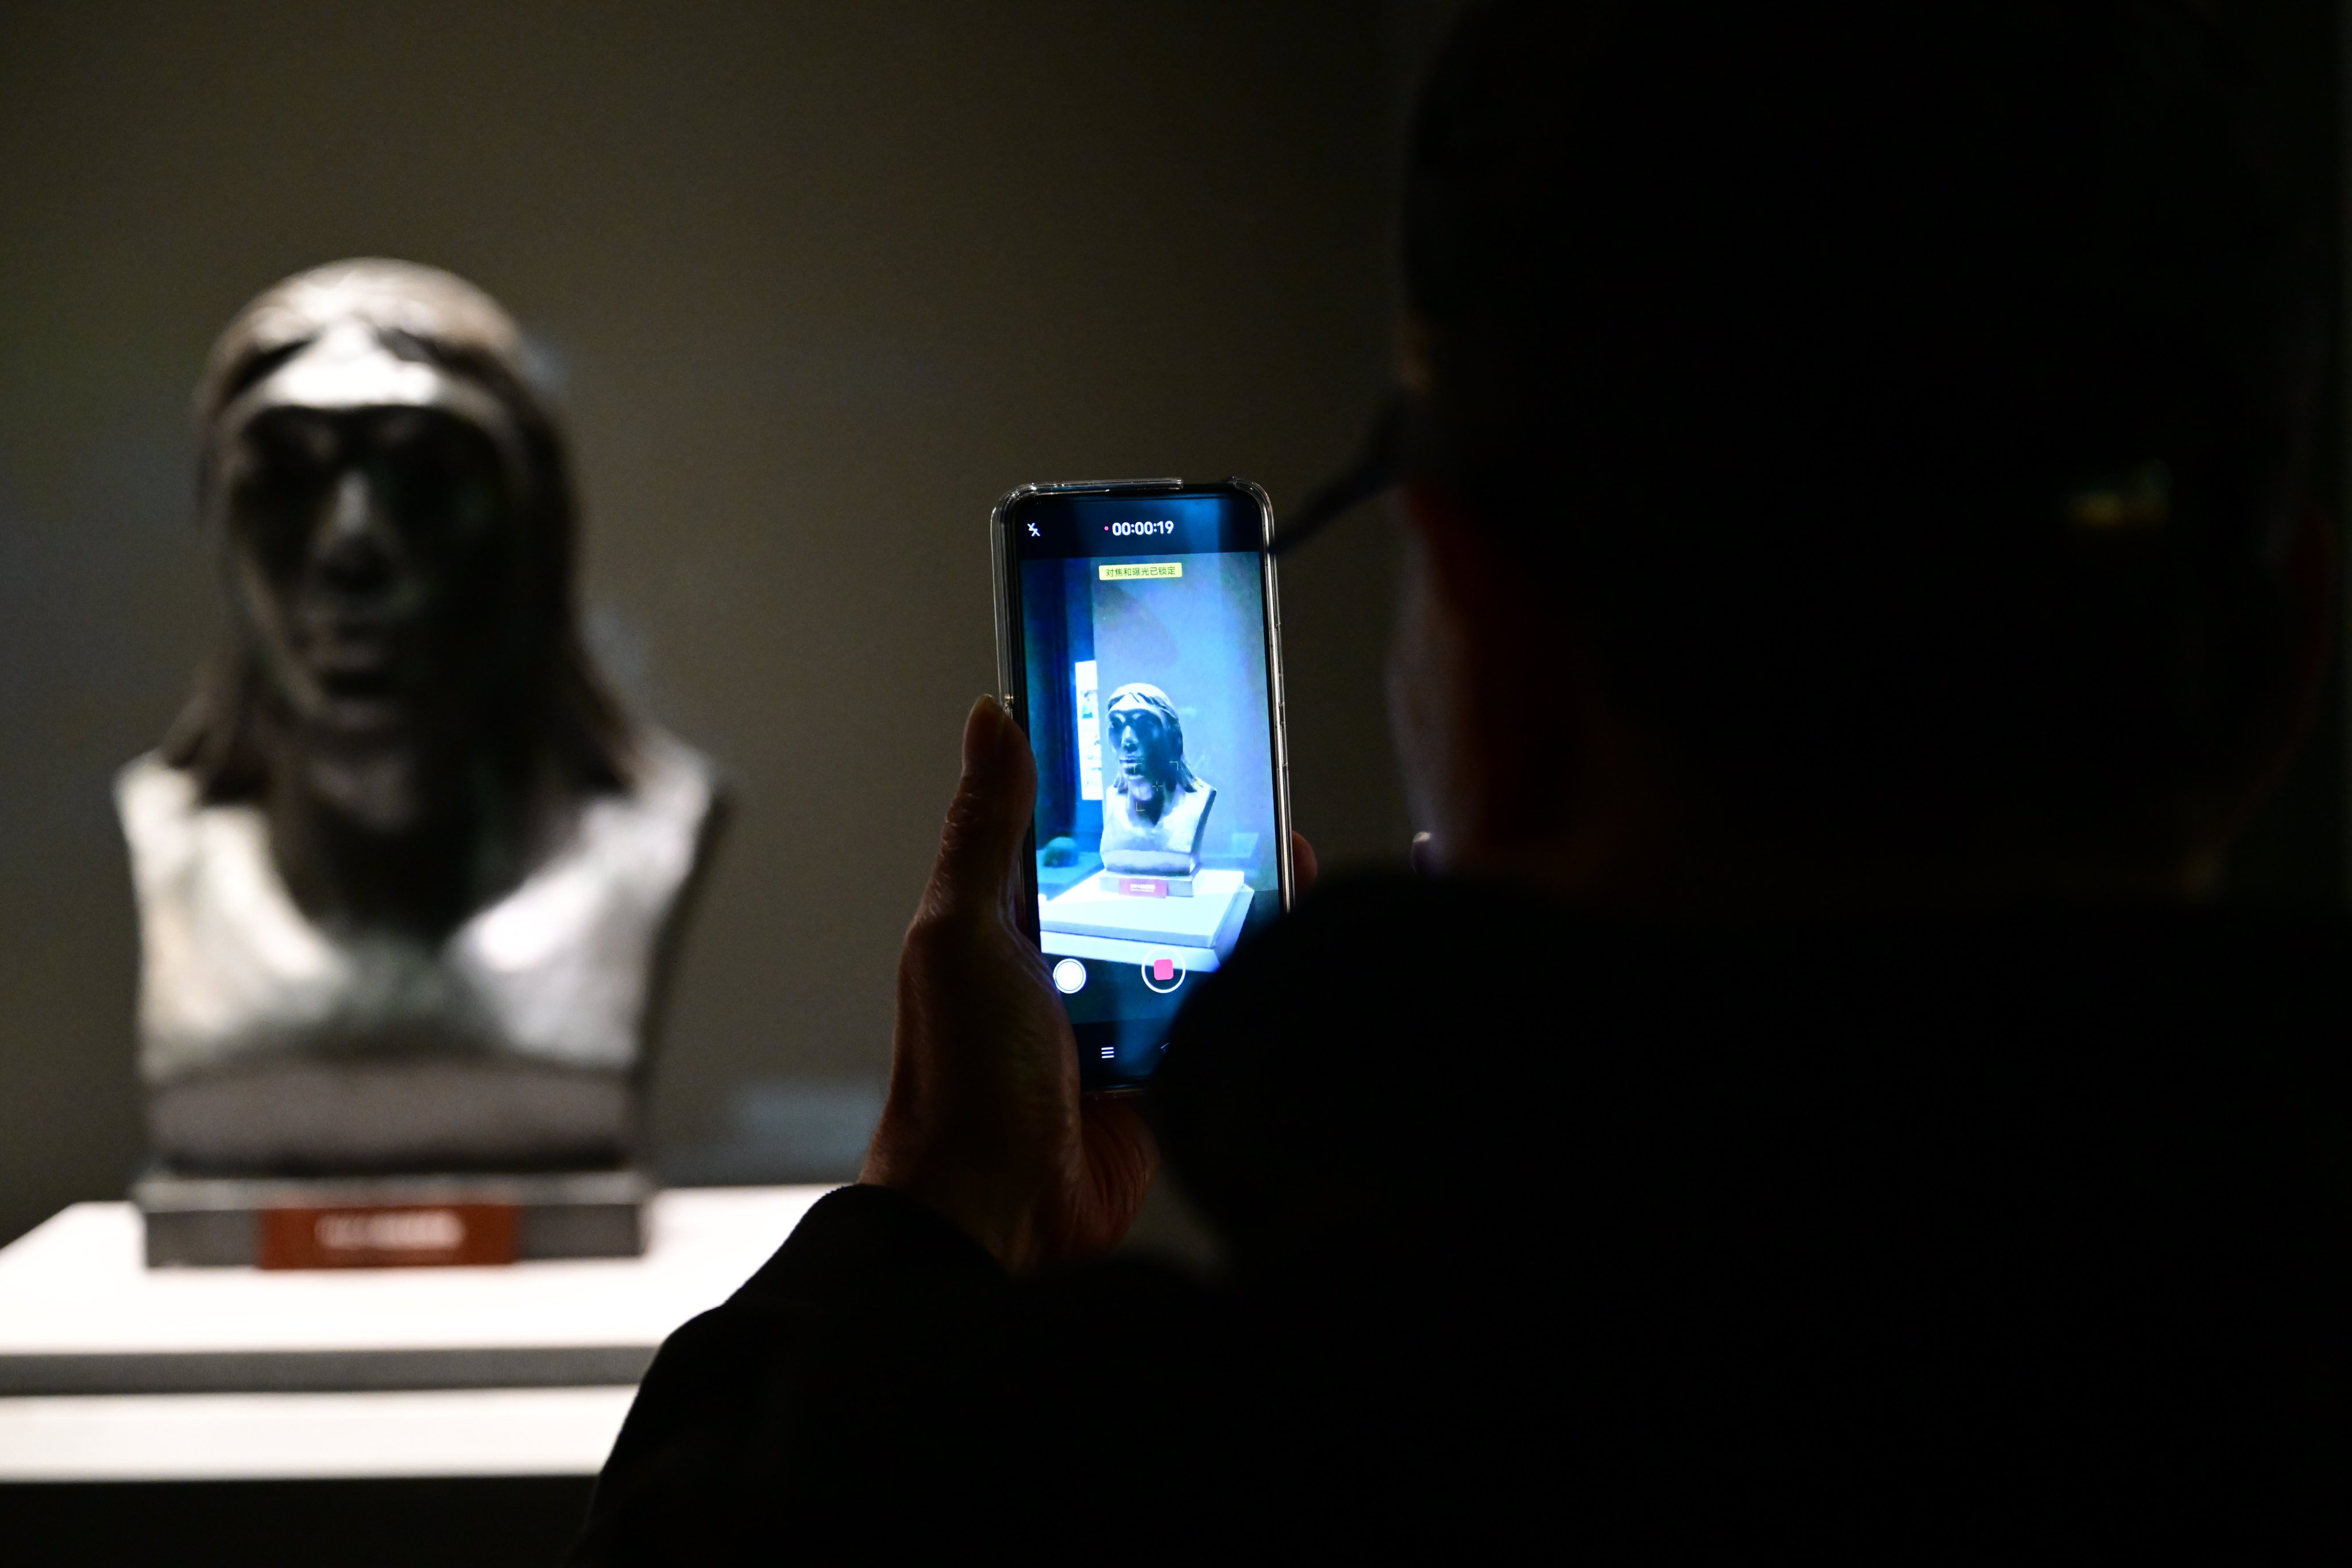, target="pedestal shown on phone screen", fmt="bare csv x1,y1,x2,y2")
1039,867,1254,971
